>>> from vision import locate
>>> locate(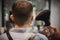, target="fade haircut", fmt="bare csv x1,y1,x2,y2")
12,1,33,26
